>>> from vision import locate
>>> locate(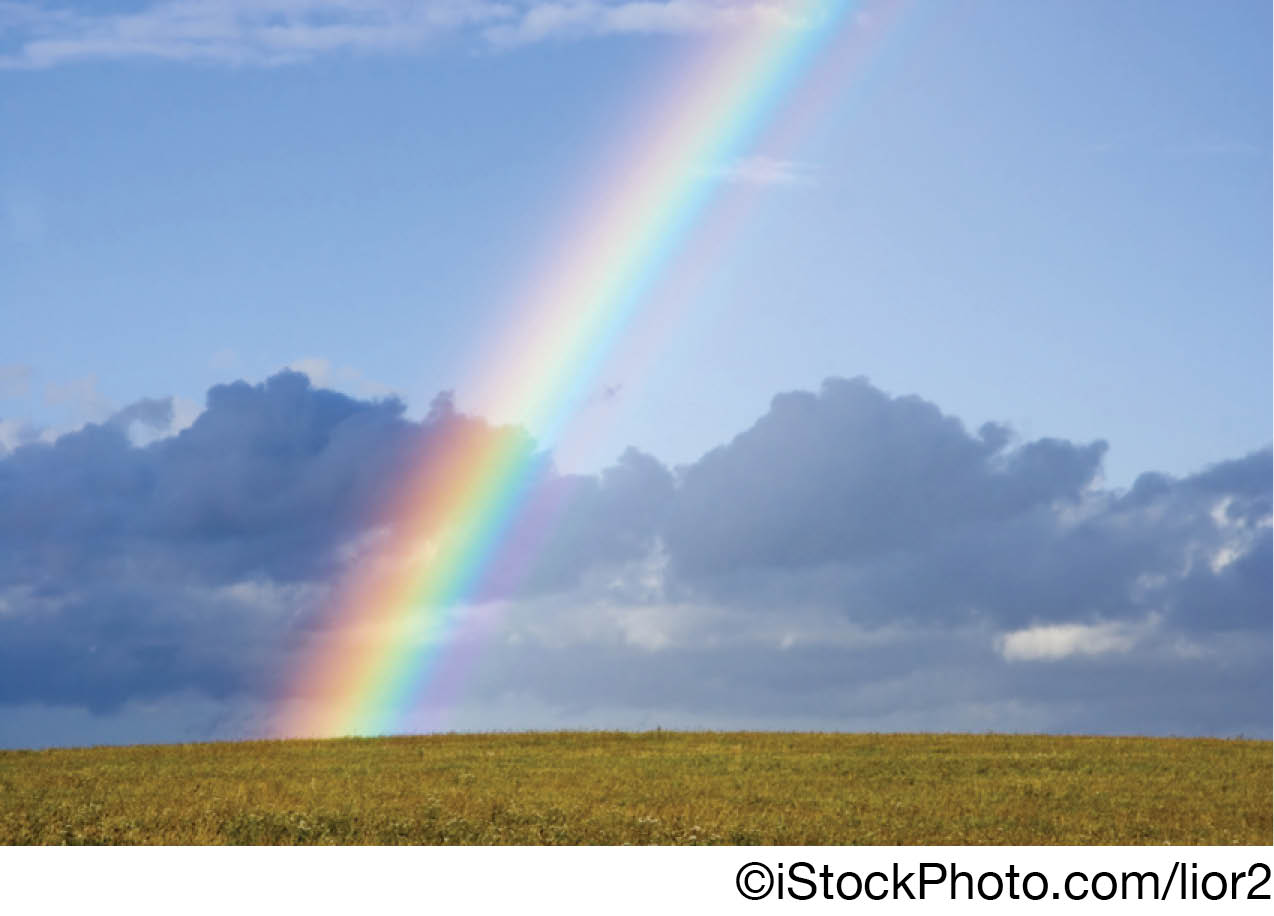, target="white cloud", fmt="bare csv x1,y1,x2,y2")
1204,496,1271,573
701,154,813,186
125,394,203,446
0,418,37,454
0,1,820,67
997,619,1146,662
609,602,690,650
483,1,810,48
286,355,400,399
214,578,330,621
286,355,336,387
0,0,513,68
170,394,204,432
